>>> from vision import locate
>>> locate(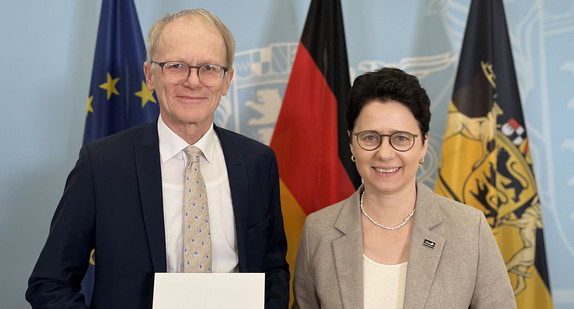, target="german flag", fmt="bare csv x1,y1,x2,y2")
269,0,361,296
435,0,553,307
